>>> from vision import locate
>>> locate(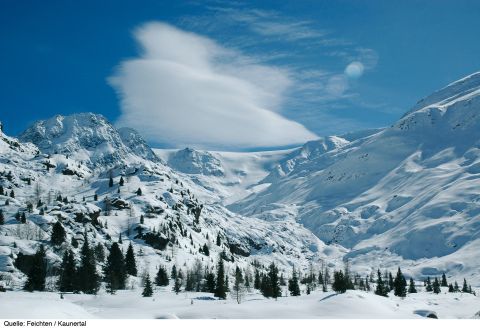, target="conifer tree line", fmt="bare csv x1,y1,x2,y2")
16,224,478,300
